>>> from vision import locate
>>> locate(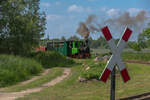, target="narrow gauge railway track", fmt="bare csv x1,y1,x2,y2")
125,60,150,65
119,92,150,100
